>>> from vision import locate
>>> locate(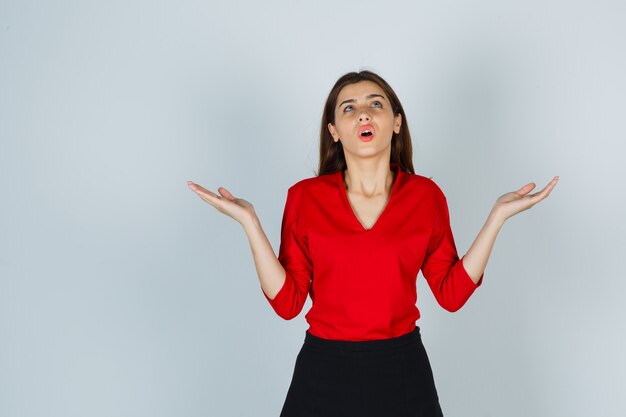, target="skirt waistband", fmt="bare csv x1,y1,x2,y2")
304,326,421,352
